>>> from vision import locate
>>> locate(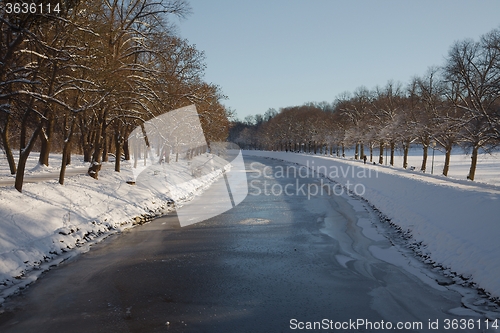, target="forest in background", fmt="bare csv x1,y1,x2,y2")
230,27,500,181
1,0,230,192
